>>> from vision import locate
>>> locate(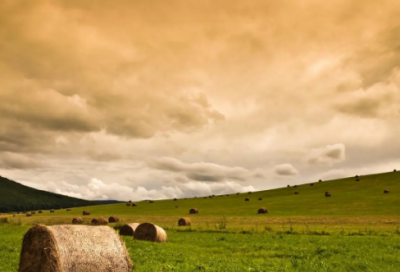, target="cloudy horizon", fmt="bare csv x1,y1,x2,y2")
1,0,400,201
